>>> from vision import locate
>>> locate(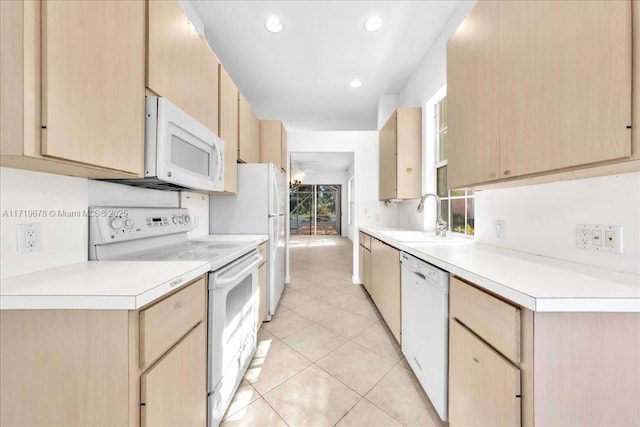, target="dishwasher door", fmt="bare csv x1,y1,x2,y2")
400,252,449,421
